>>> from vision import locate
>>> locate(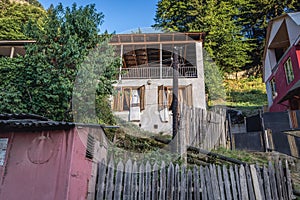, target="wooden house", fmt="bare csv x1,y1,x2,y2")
263,12,300,112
